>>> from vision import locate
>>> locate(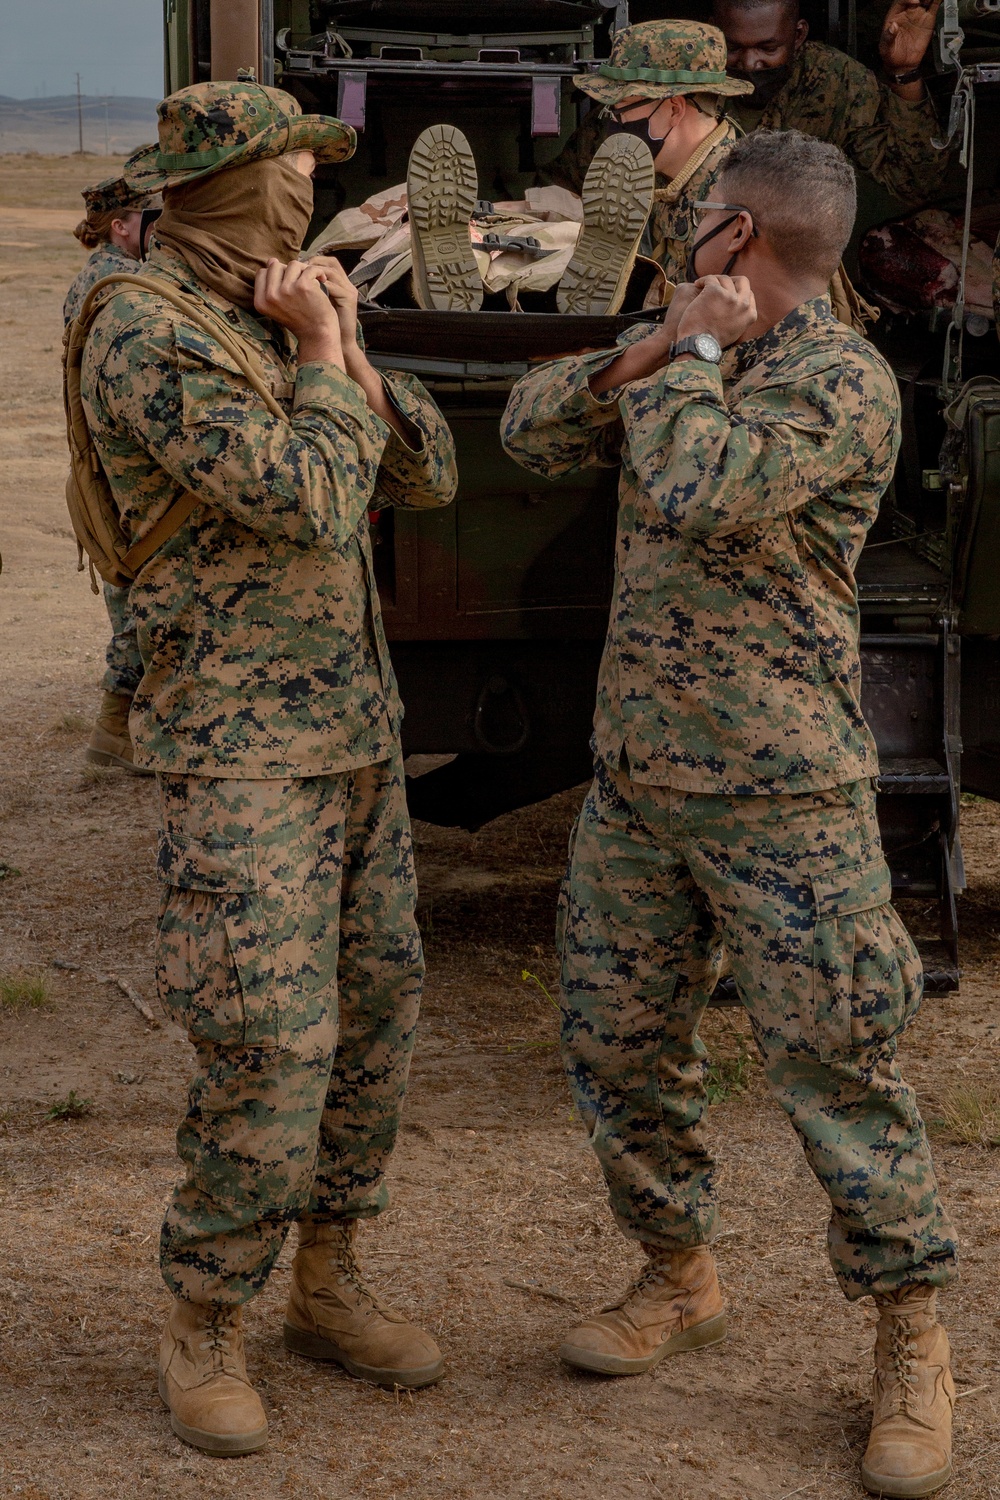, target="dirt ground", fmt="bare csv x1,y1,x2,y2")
1,155,999,1500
